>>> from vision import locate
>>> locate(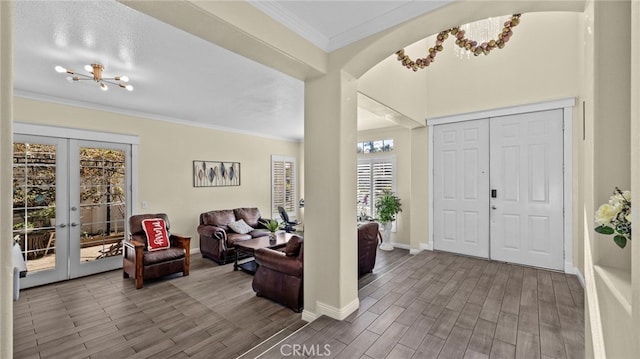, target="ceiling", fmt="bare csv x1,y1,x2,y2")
13,0,448,141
